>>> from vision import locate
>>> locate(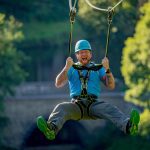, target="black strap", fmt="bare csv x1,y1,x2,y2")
73,95,98,99
72,97,97,119
68,6,76,56
72,63,103,71
73,100,84,119
105,7,114,57
87,101,93,117
77,70,90,96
